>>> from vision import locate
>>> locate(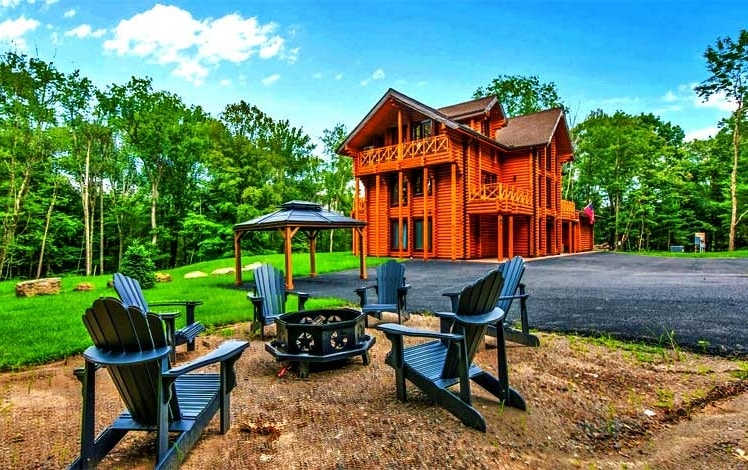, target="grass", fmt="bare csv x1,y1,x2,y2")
0,252,389,371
